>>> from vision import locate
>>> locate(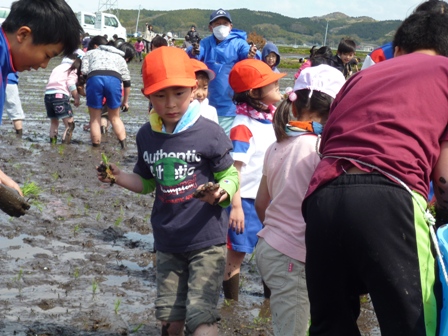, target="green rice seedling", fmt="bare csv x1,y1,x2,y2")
252,316,271,326
52,172,59,180
73,224,80,236
73,267,79,279
14,269,24,296
22,181,41,197
92,279,99,295
96,211,101,221
114,298,121,315
144,214,150,222
32,201,44,213
84,204,89,215
114,215,123,227
223,298,232,307
101,153,109,165
58,145,65,156
360,294,369,304
16,269,23,282
22,182,44,212
131,323,144,333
